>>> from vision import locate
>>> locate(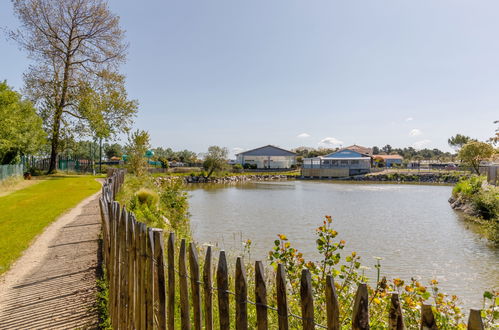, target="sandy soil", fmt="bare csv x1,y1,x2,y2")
0,190,102,329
